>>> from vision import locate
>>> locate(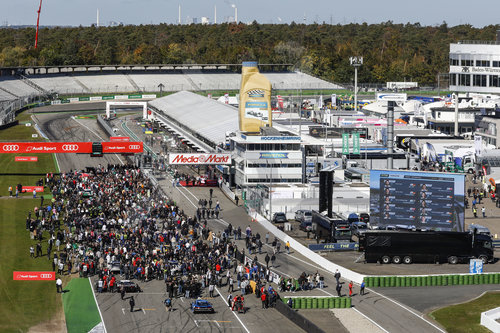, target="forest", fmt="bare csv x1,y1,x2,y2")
0,22,498,85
